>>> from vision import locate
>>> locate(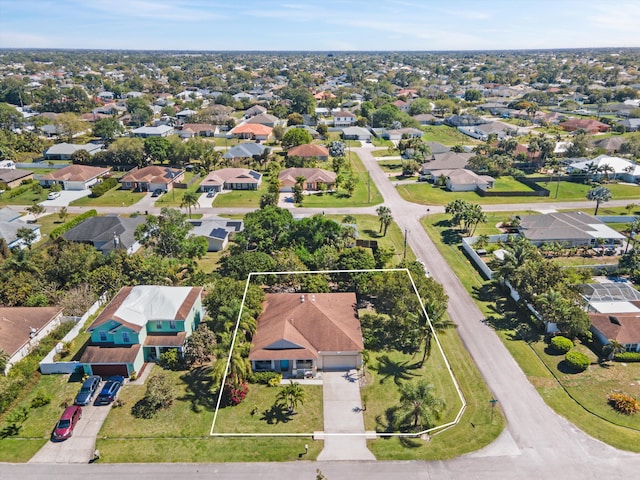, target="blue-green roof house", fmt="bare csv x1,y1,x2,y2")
79,285,203,378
